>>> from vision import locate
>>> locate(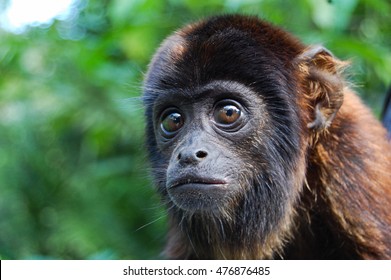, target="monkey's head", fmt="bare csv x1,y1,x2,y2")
143,15,345,259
